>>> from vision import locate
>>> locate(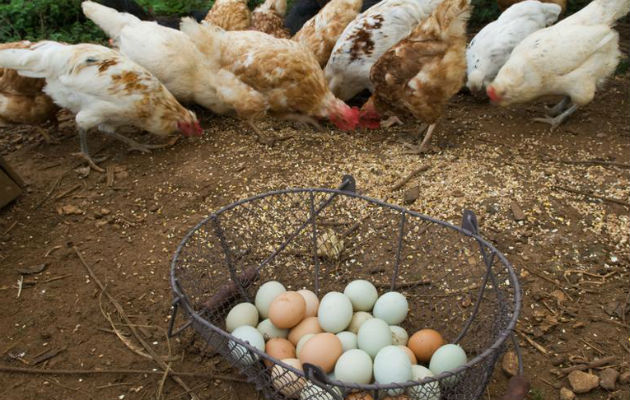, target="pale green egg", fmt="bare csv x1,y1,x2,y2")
357,318,392,358
334,349,373,384
225,302,258,333
344,280,378,311
255,281,286,319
